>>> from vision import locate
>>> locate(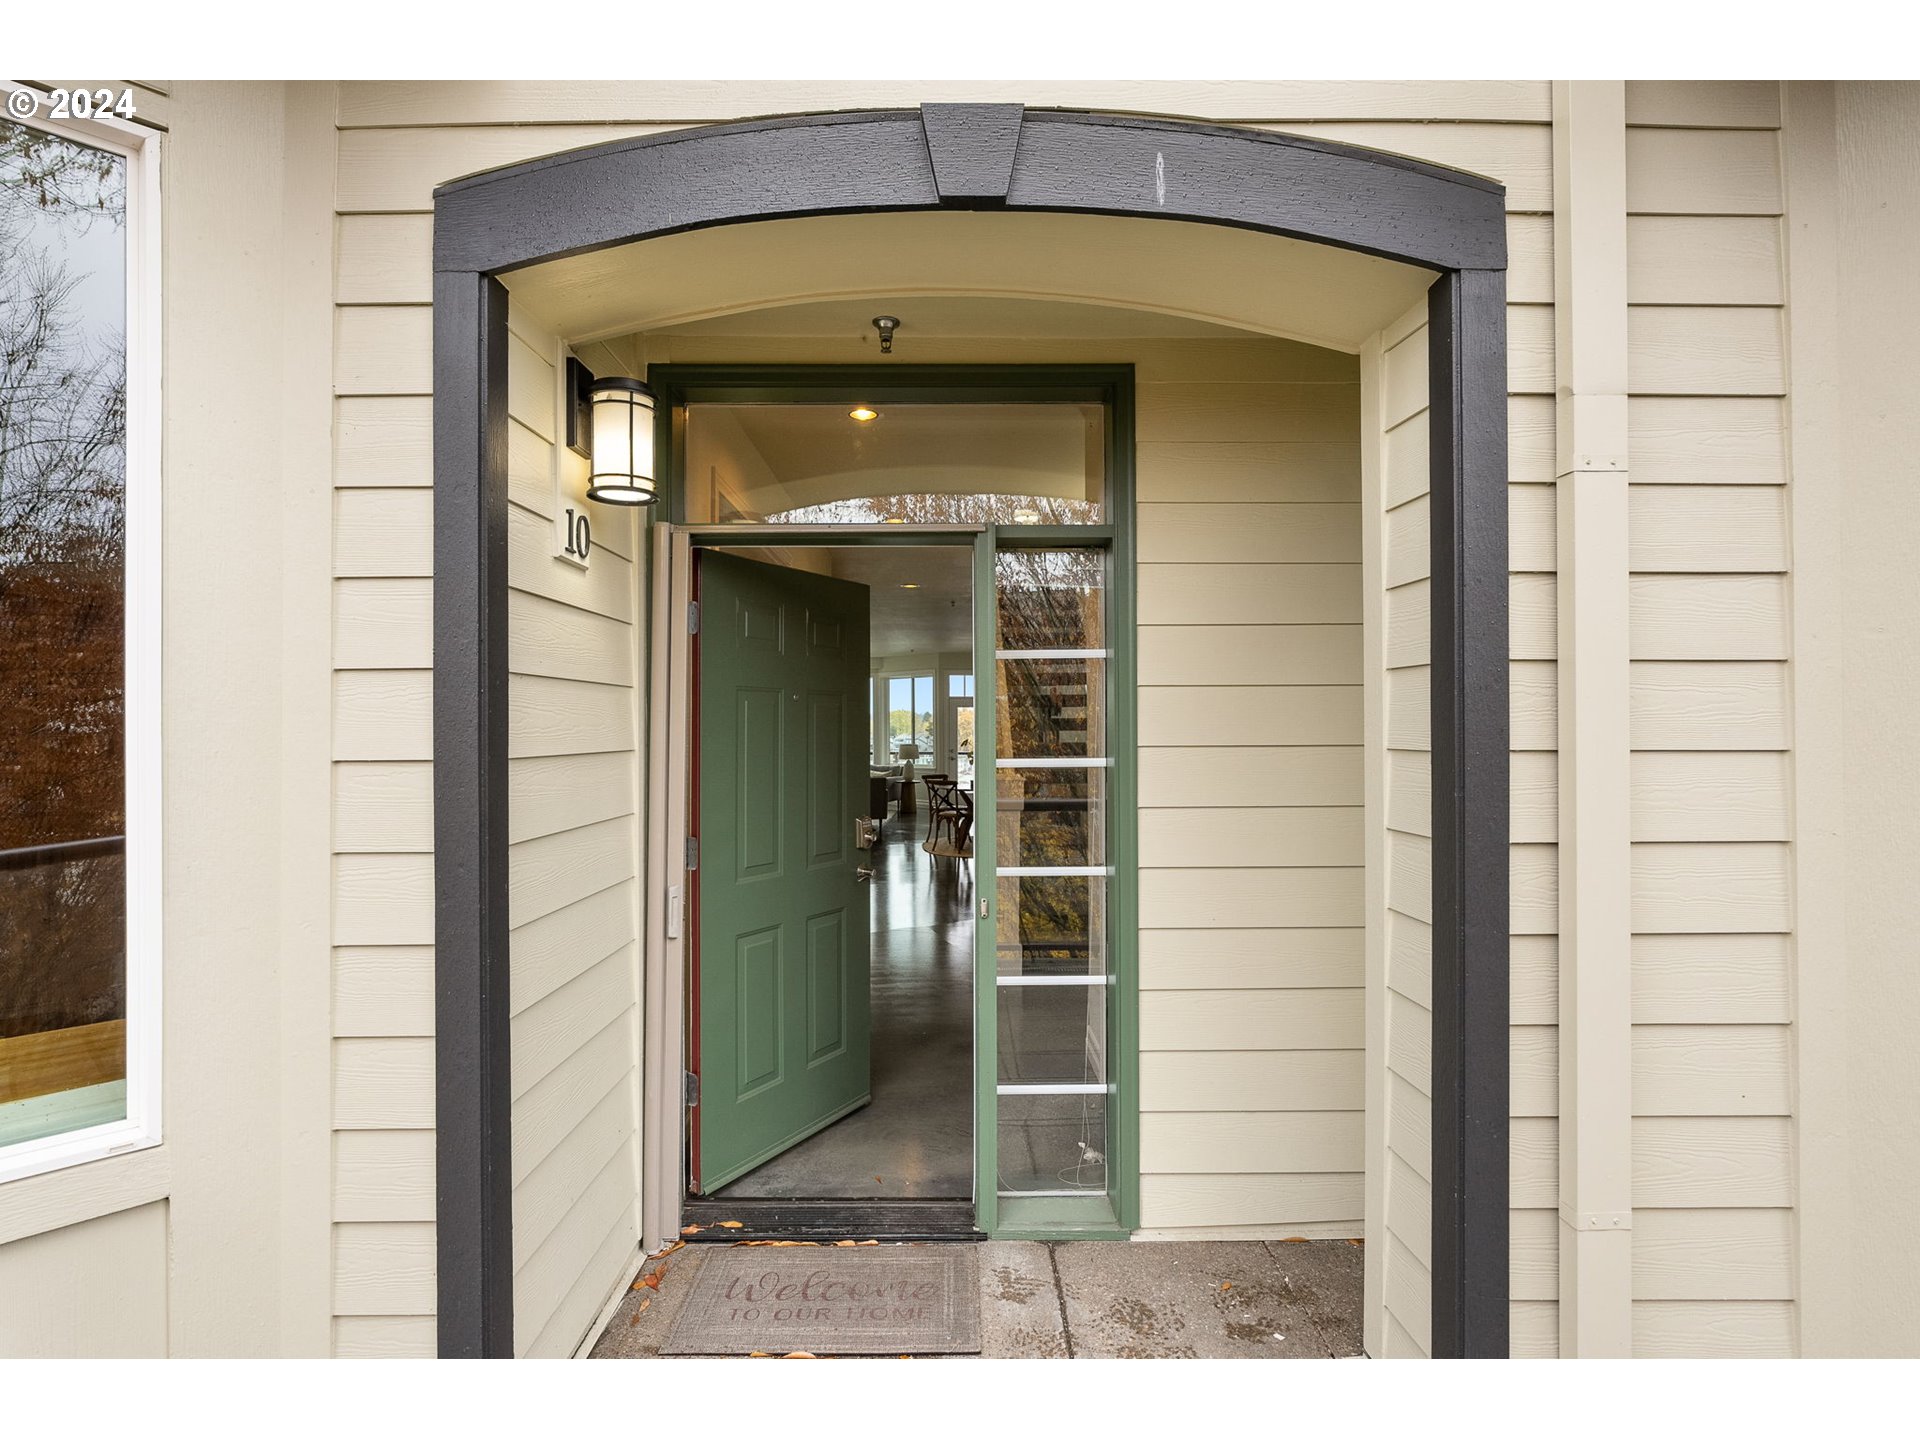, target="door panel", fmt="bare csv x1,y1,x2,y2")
694,551,872,1192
